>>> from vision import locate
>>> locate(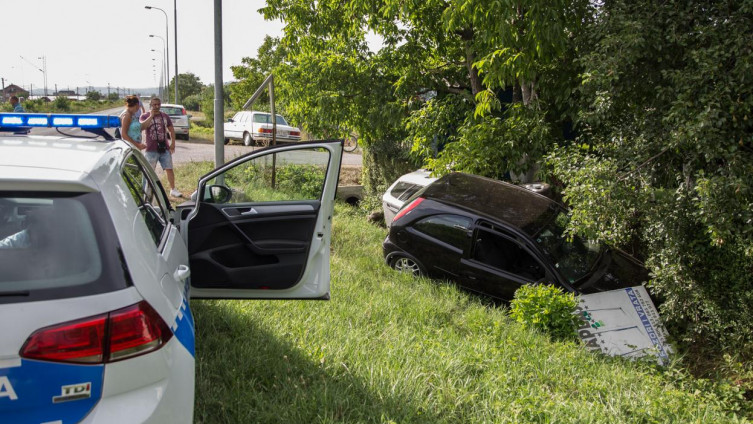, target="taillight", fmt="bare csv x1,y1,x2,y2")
21,315,106,363
290,131,300,136
393,197,425,223
259,128,273,134
20,301,172,364
181,108,187,115
108,302,172,362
